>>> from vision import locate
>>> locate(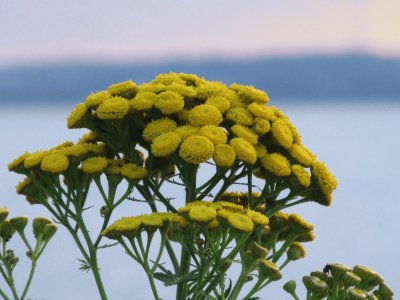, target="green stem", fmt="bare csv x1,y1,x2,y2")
20,260,36,300
243,278,263,300
227,267,249,300
2,242,19,300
